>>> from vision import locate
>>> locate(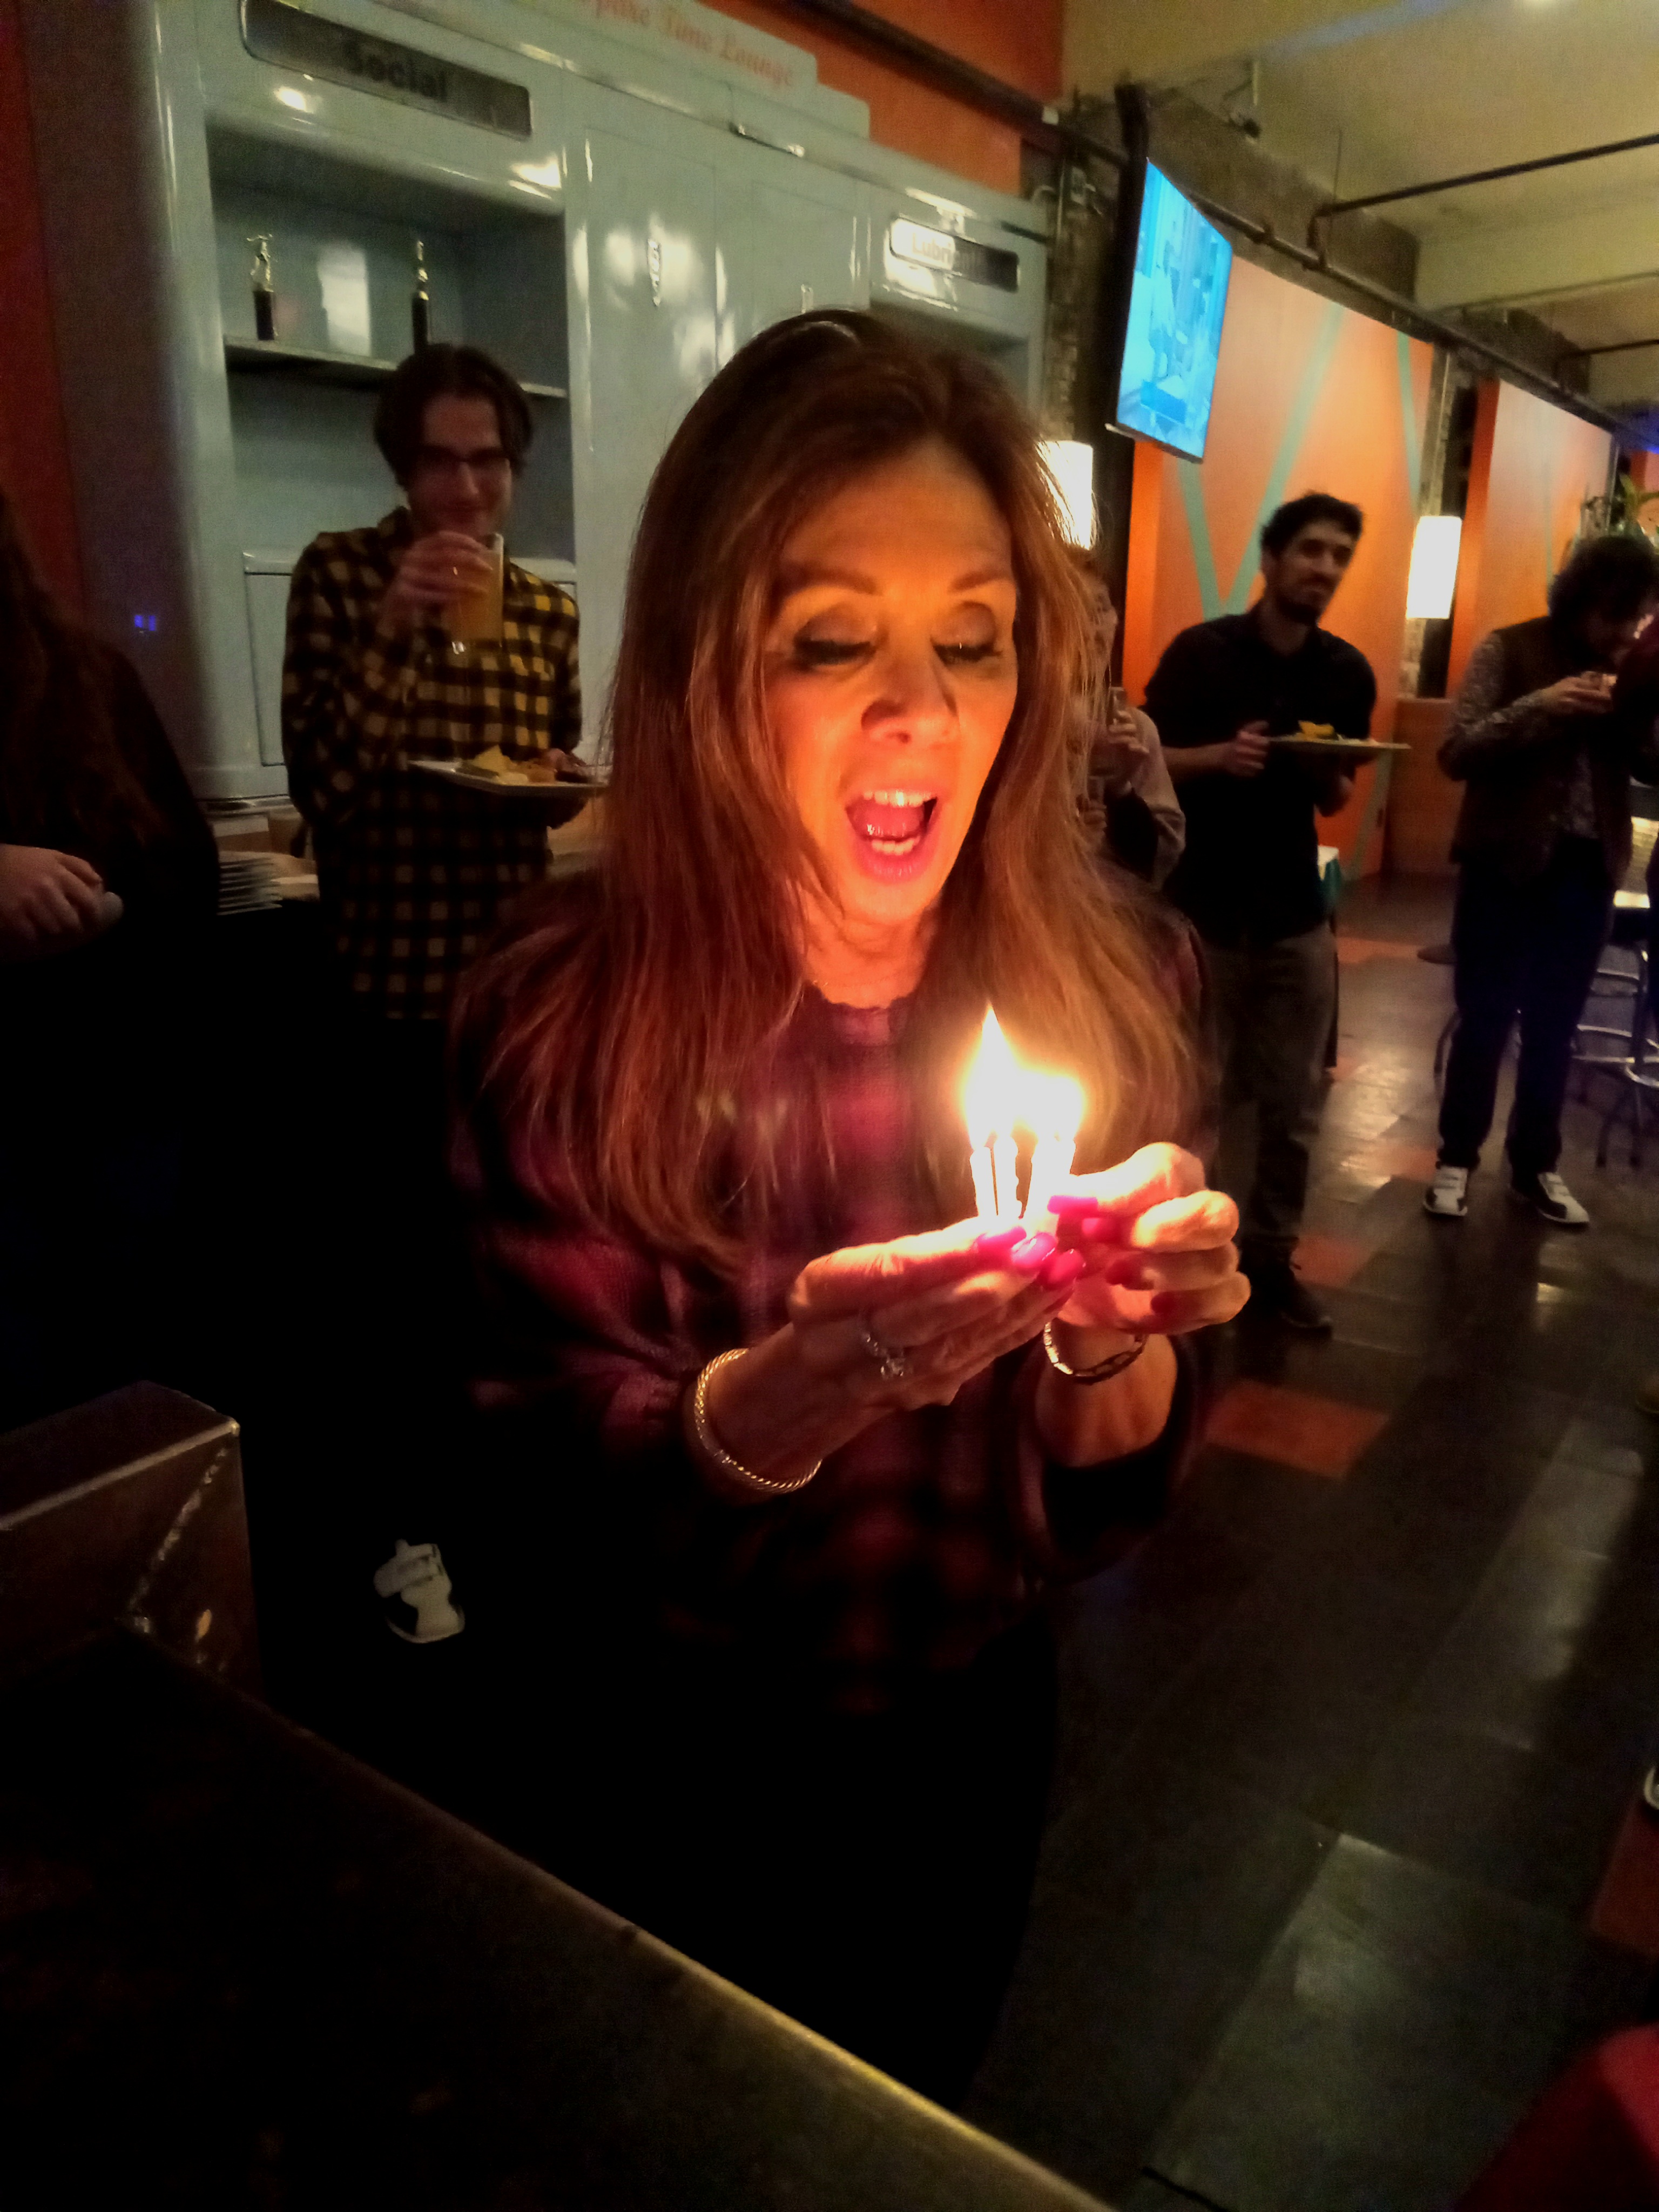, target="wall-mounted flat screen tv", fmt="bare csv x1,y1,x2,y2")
1113,165,1233,462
